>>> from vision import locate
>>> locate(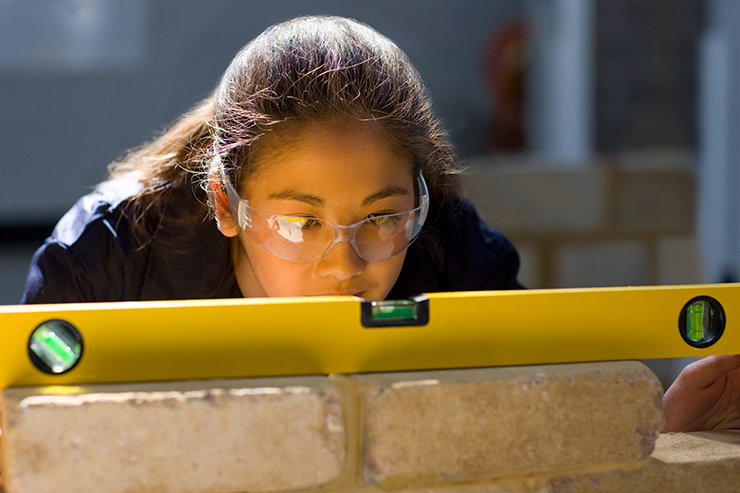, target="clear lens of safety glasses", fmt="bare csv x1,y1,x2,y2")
224,174,429,263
